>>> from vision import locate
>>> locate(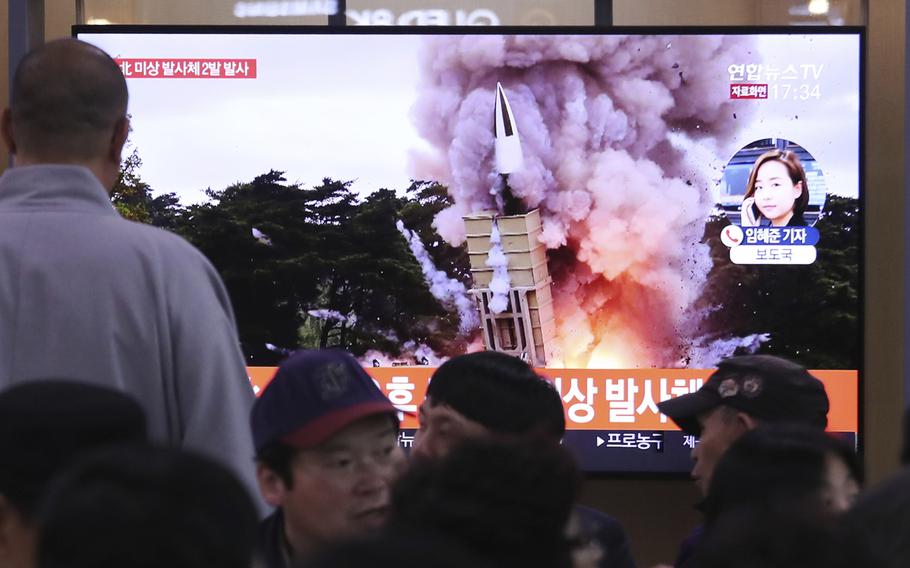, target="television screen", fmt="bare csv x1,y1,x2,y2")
76,26,862,473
